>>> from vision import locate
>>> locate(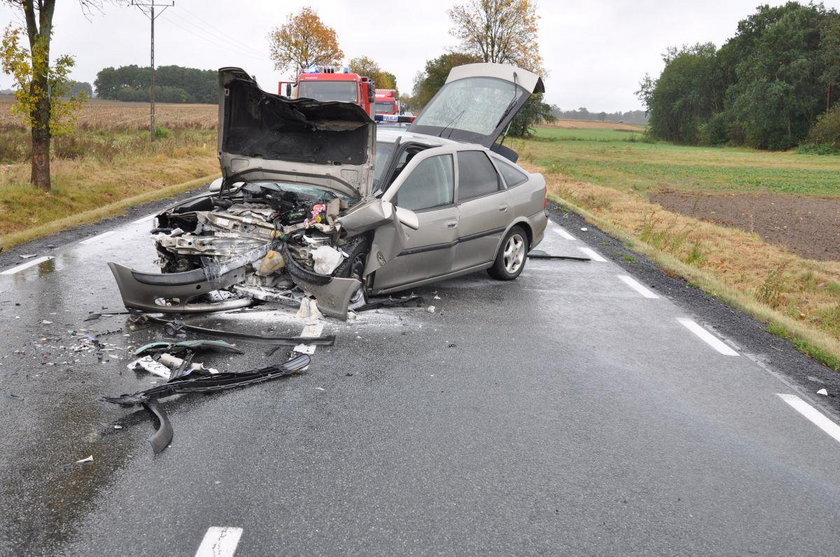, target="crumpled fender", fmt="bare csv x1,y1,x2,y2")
108,262,252,313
